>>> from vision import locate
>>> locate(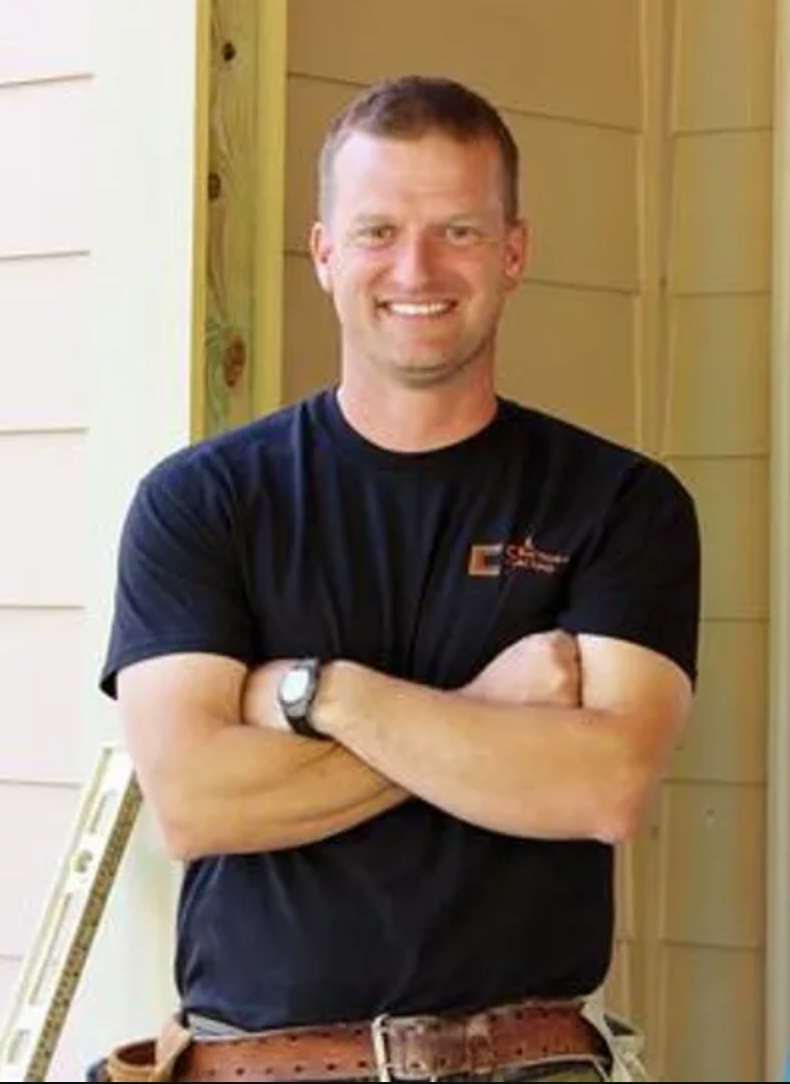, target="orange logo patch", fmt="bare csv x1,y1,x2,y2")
468,536,569,578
